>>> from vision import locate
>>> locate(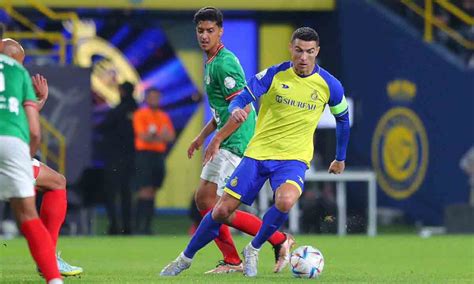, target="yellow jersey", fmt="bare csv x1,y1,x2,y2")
230,62,348,166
